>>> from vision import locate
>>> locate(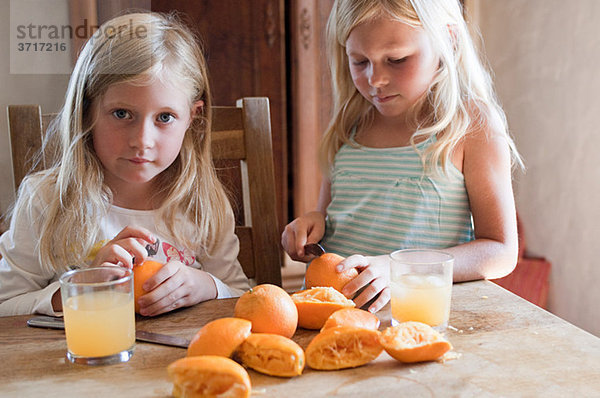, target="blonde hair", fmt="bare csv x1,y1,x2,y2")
321,0,522,175
14,12,231,272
